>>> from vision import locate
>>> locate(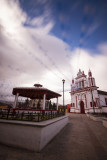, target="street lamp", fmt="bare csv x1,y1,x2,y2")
62,79,65,108
90,87,95,114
